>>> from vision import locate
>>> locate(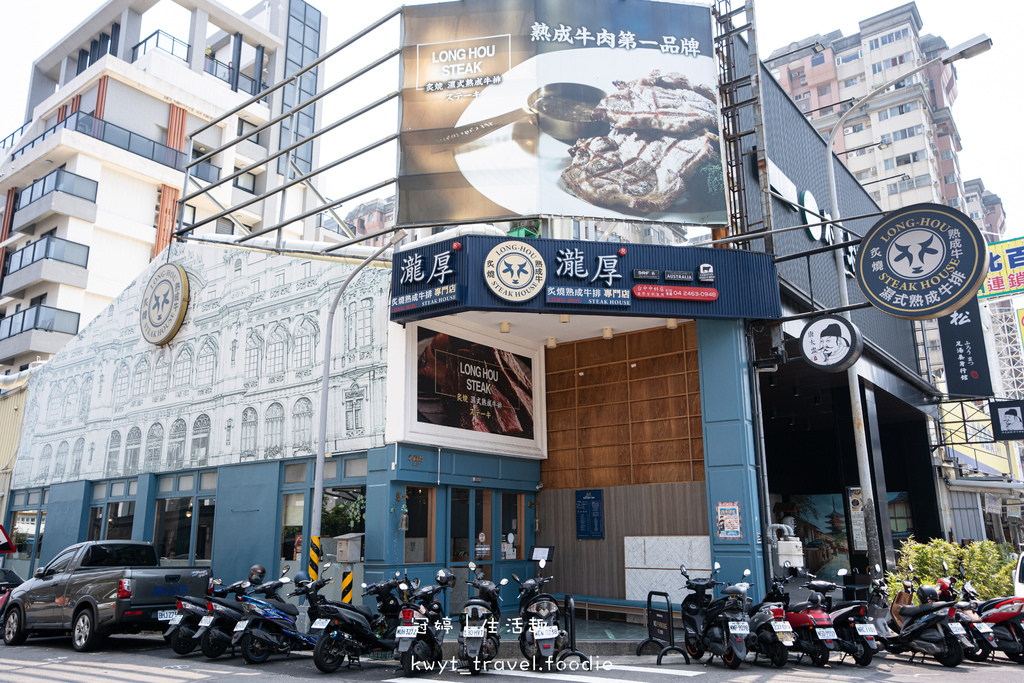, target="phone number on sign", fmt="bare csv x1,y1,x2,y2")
631,284,719,301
